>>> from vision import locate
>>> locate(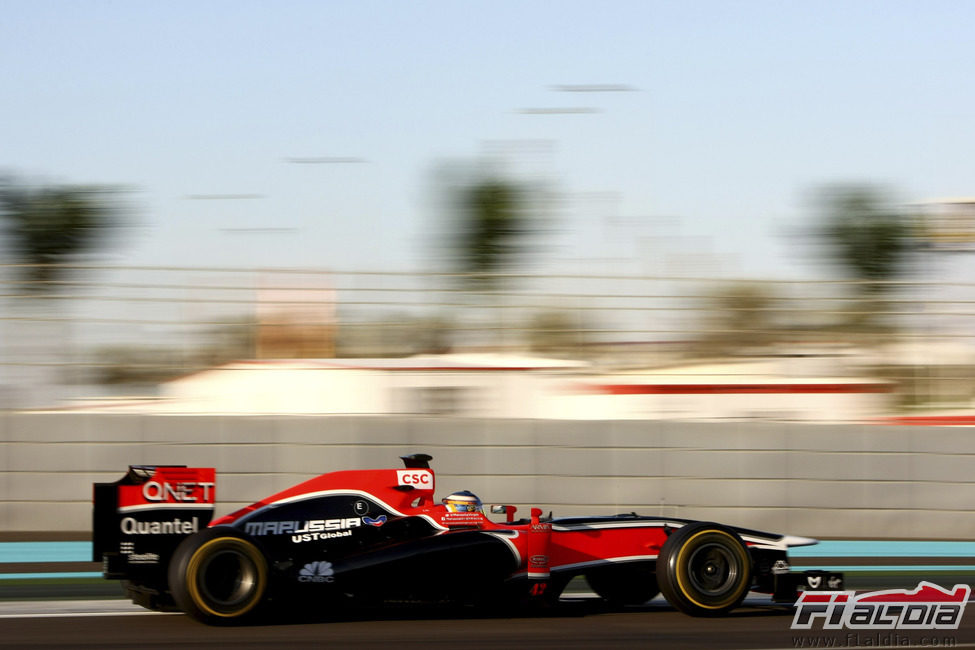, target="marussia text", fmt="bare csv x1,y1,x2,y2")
244,518,364,536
